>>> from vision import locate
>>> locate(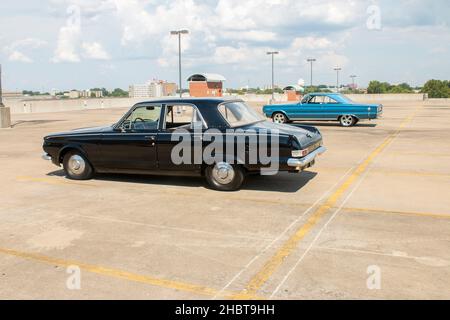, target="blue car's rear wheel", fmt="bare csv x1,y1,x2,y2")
339,115,356,127
272,112,287,124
